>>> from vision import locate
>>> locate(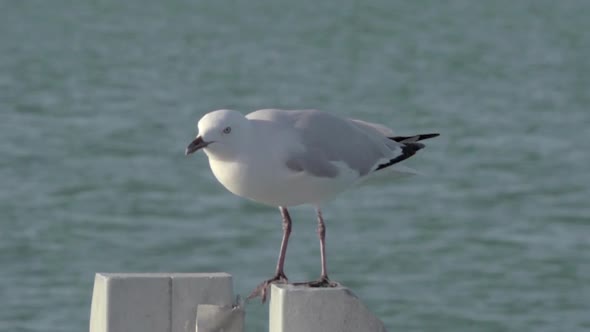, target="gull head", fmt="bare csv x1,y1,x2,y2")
185,109,249,161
